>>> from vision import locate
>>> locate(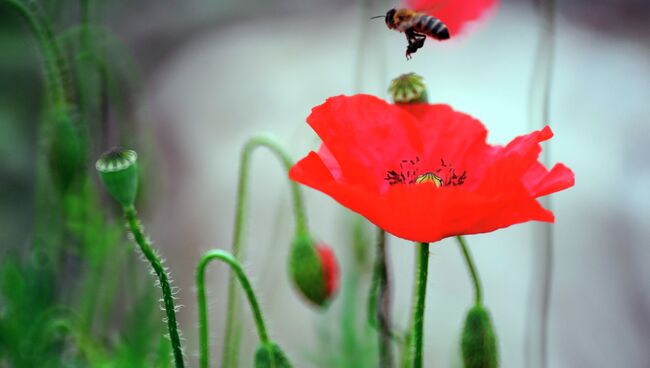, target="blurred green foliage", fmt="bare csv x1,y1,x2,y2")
0,0,166,366
310,217,380,368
